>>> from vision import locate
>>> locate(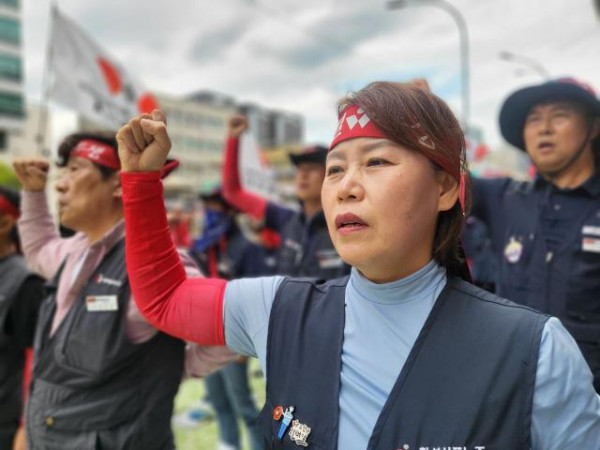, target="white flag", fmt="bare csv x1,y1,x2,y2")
239,133,279,201
48,7,158,128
